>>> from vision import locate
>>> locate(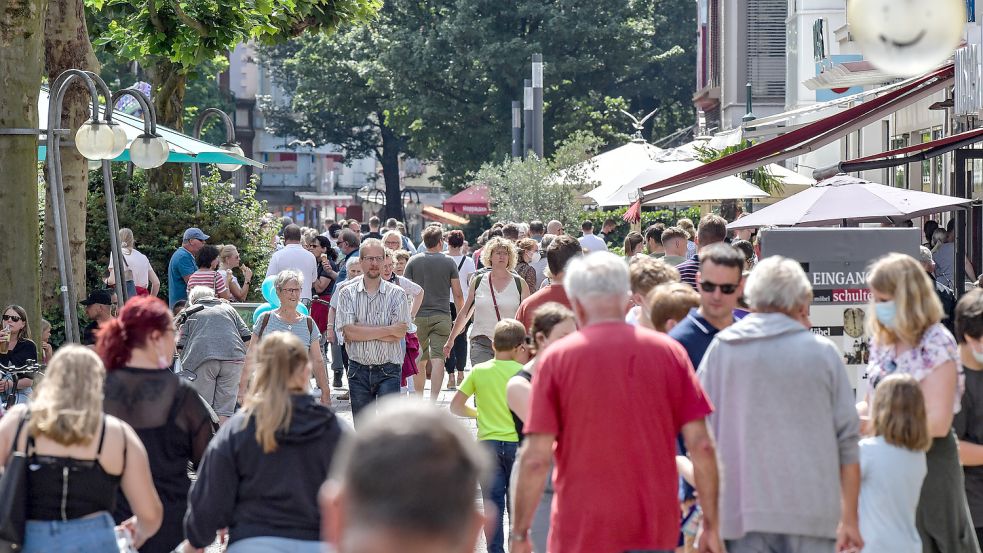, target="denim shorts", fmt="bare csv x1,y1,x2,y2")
23,511,118,553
